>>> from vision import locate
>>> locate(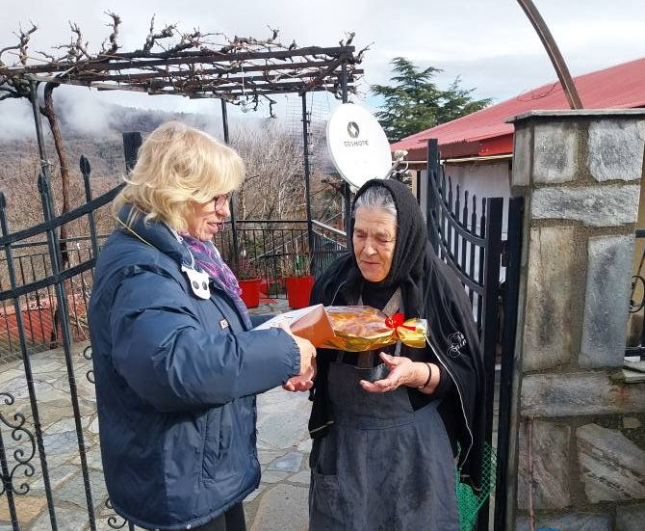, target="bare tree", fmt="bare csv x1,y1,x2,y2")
231,121,306,220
